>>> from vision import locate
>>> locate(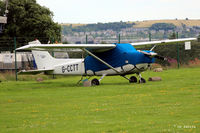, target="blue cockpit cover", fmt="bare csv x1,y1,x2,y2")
84,43,154,72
